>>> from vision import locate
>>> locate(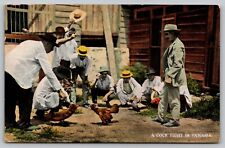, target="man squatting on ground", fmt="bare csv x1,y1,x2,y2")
116,70,142,112
91,66,115,107
33,66,72,120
